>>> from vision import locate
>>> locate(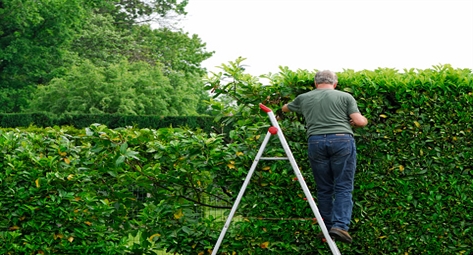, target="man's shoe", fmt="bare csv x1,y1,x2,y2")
329,228,353,244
